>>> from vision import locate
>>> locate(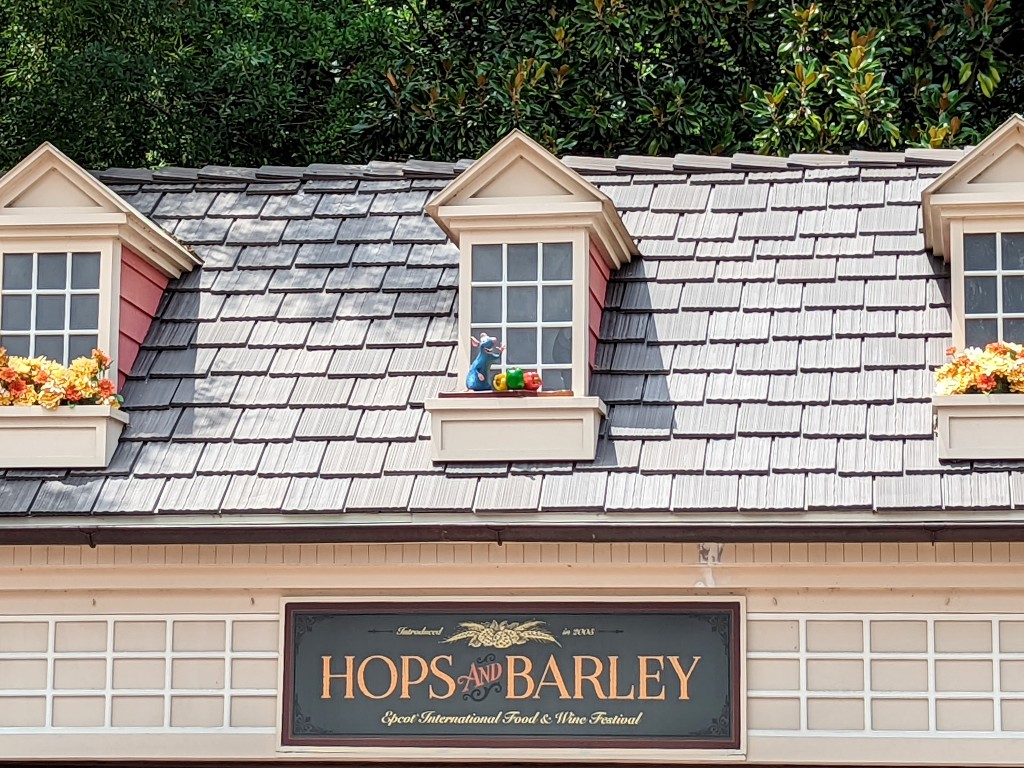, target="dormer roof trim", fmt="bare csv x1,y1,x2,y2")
426,130,638,269
0,143,200,278
923,114,1024,261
